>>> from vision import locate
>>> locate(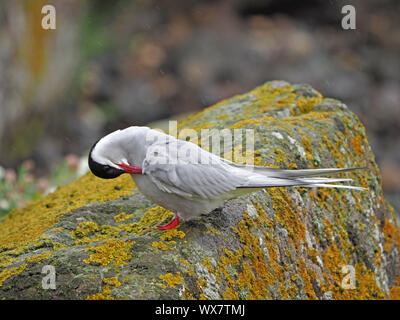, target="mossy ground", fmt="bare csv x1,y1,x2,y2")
0,81,399,300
